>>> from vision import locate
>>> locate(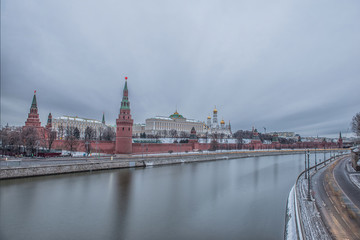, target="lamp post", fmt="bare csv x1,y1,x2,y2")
304,150,308,179
315,147,317,171
307,150,311,201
